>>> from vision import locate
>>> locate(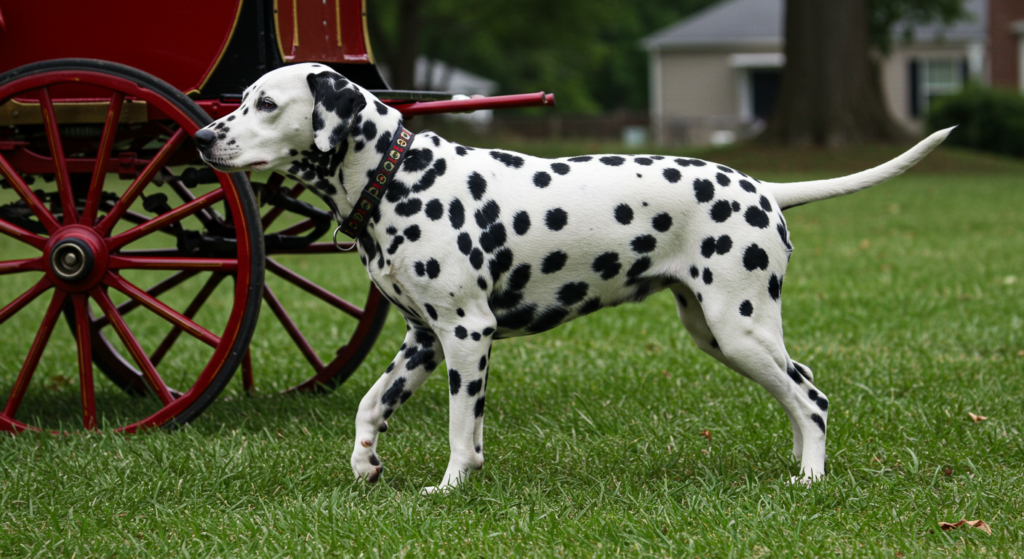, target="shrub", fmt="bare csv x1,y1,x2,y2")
927,84,1024,158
